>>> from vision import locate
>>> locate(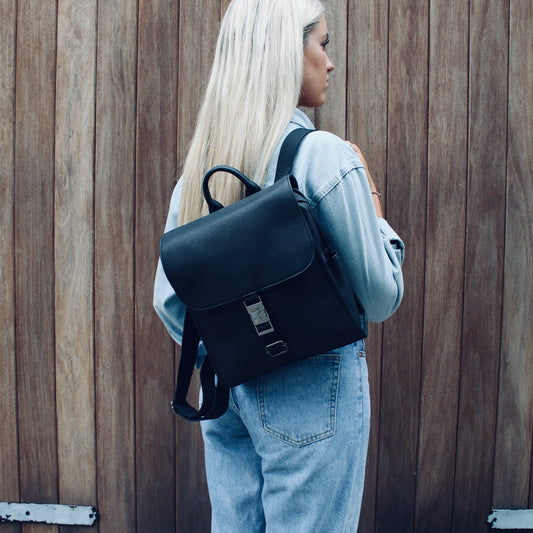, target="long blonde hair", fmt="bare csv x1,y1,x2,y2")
178,0,324,226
